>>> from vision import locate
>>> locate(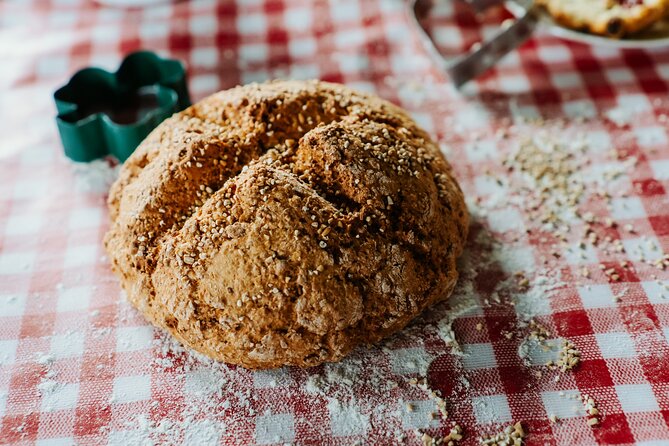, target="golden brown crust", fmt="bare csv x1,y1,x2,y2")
104,80,468,369
537,0,669,37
